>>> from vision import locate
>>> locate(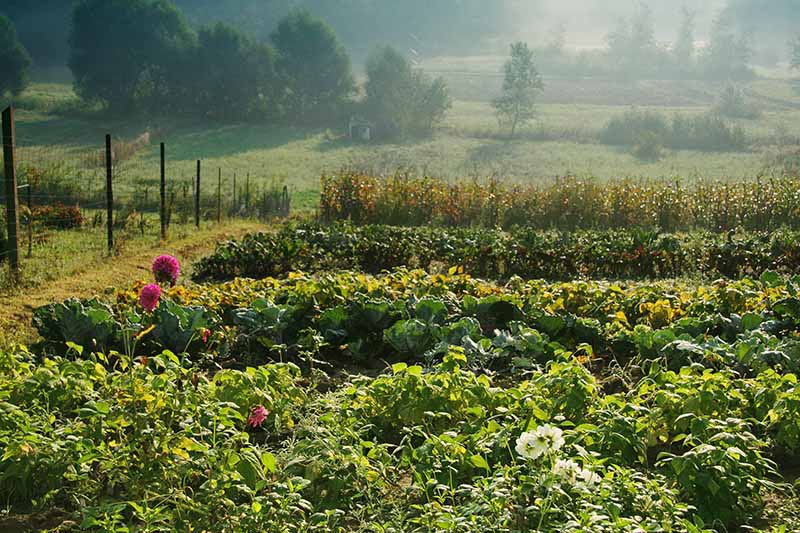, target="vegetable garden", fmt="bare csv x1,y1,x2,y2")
2,174,800,531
